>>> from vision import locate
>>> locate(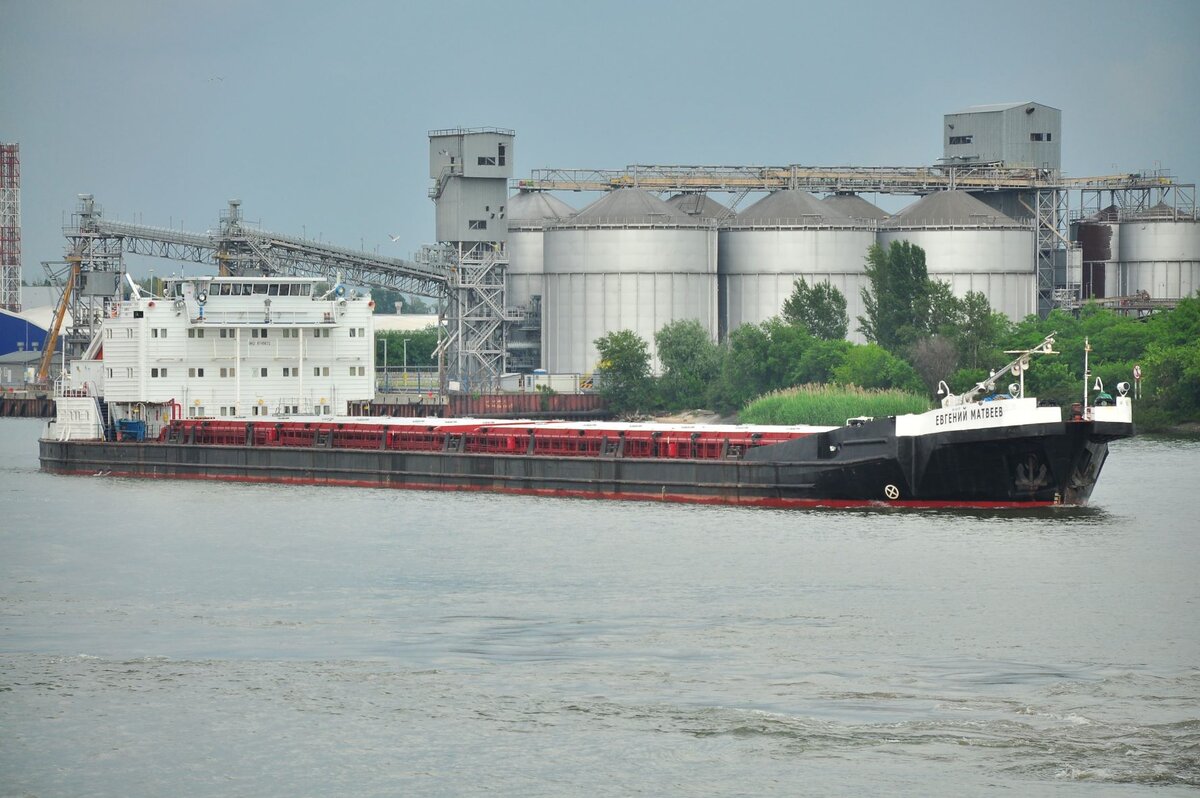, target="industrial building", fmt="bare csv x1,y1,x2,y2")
506,189,575,371
718,190,875,341
943,102,1062,169
877,191,1037,322
20,102,1200,392
541,188,717,374
515,101,1196,376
